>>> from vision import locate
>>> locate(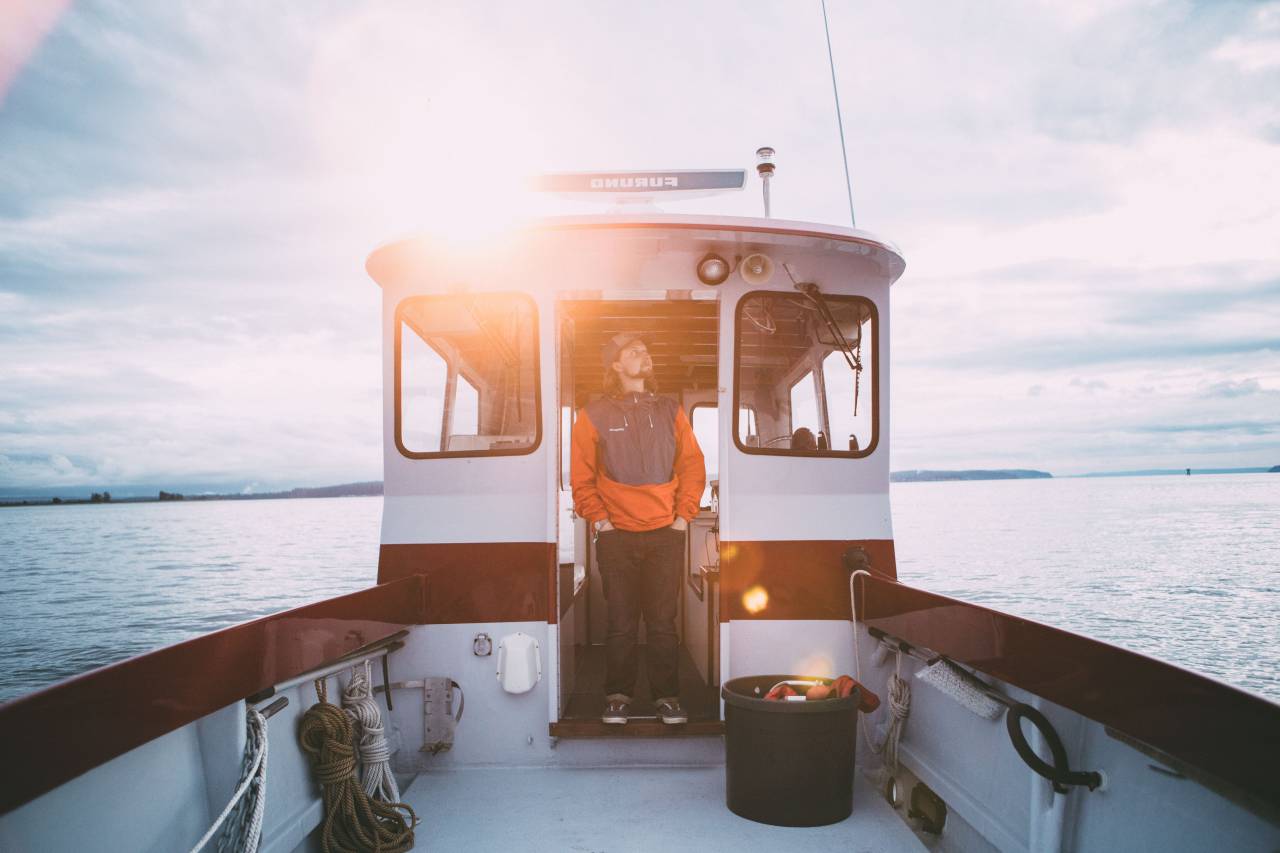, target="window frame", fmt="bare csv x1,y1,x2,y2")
393,293,543,460
731,289,880,459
